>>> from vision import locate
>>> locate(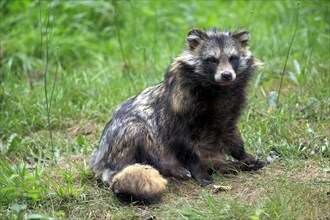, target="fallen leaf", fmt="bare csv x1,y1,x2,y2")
211,185,232,194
